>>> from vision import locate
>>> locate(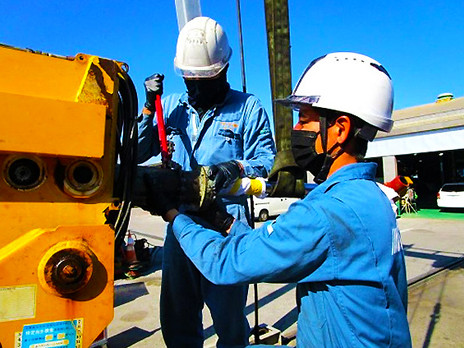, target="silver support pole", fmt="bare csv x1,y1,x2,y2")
174,0,202,31
235,0,260,344
236,0,247,93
